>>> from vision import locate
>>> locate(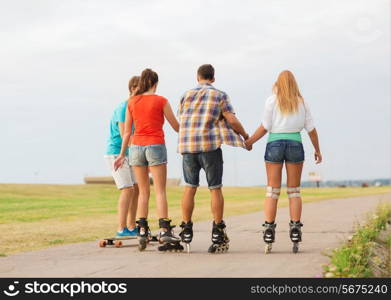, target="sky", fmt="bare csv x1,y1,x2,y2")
0,0,390,186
